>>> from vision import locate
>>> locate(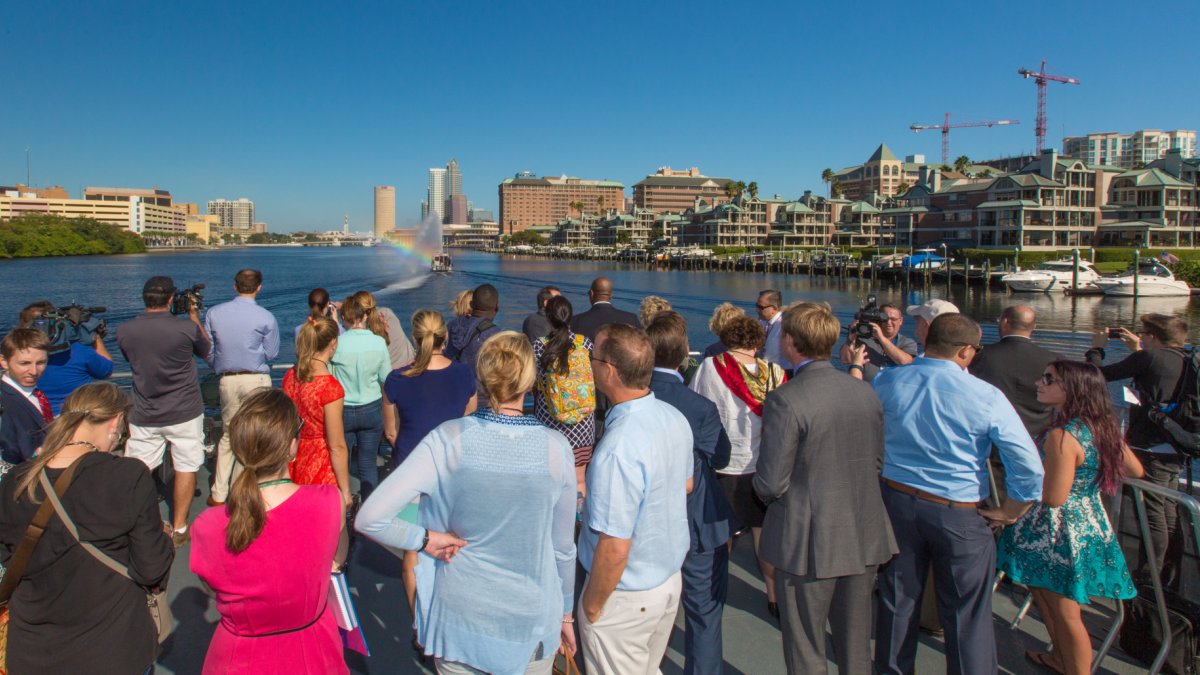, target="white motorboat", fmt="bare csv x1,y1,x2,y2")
1001,259,1102,293
1098,261,1192,297
431,253,452,273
